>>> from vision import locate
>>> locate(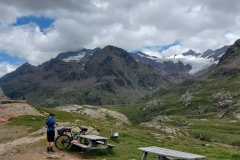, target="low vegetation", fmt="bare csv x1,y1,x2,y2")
1,101,240,160
3,67,240,159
